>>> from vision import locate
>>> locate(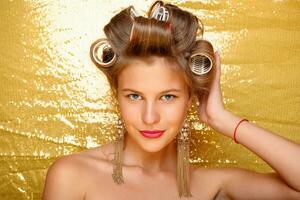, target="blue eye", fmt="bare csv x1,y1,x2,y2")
161,94,176,101
126,94,177,102
127,94,141,101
